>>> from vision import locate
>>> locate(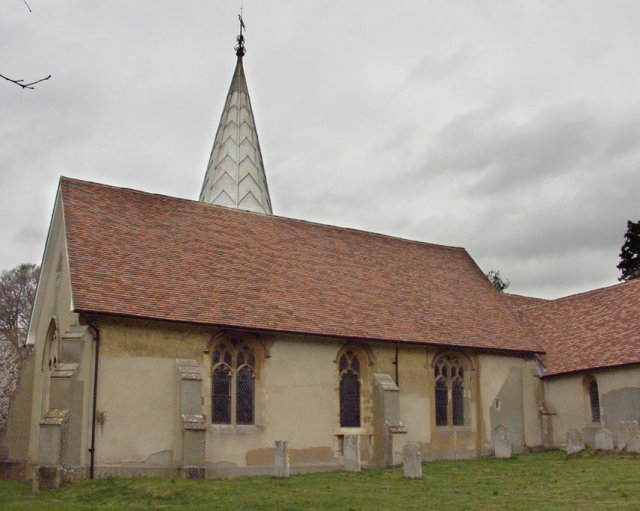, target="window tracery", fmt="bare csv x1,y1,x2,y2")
211,340,257,425
434,352,468,427
339,350,361,428
584,375,601,423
